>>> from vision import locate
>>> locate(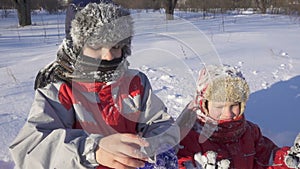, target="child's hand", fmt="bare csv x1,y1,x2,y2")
284,133,300,168
194,151,230,169
95,133,149,169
